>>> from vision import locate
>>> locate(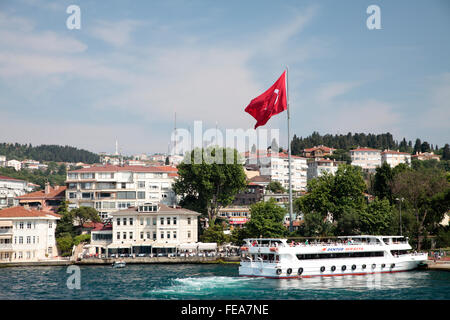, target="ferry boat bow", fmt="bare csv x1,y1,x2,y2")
238,236,427,278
